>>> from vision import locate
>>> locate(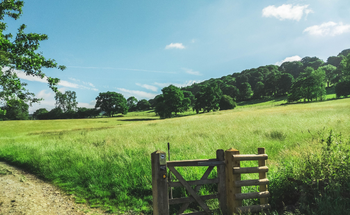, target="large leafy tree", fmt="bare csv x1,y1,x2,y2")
194,83,222,113
0,0,65,105
136,99,151,111
319,64,337,88
288,67,326,102
95,91,128,117
1,98,28,120
335,53,350,97
219,95,236,110
54,91,78,112
154,85,189,118
126,96,138,111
